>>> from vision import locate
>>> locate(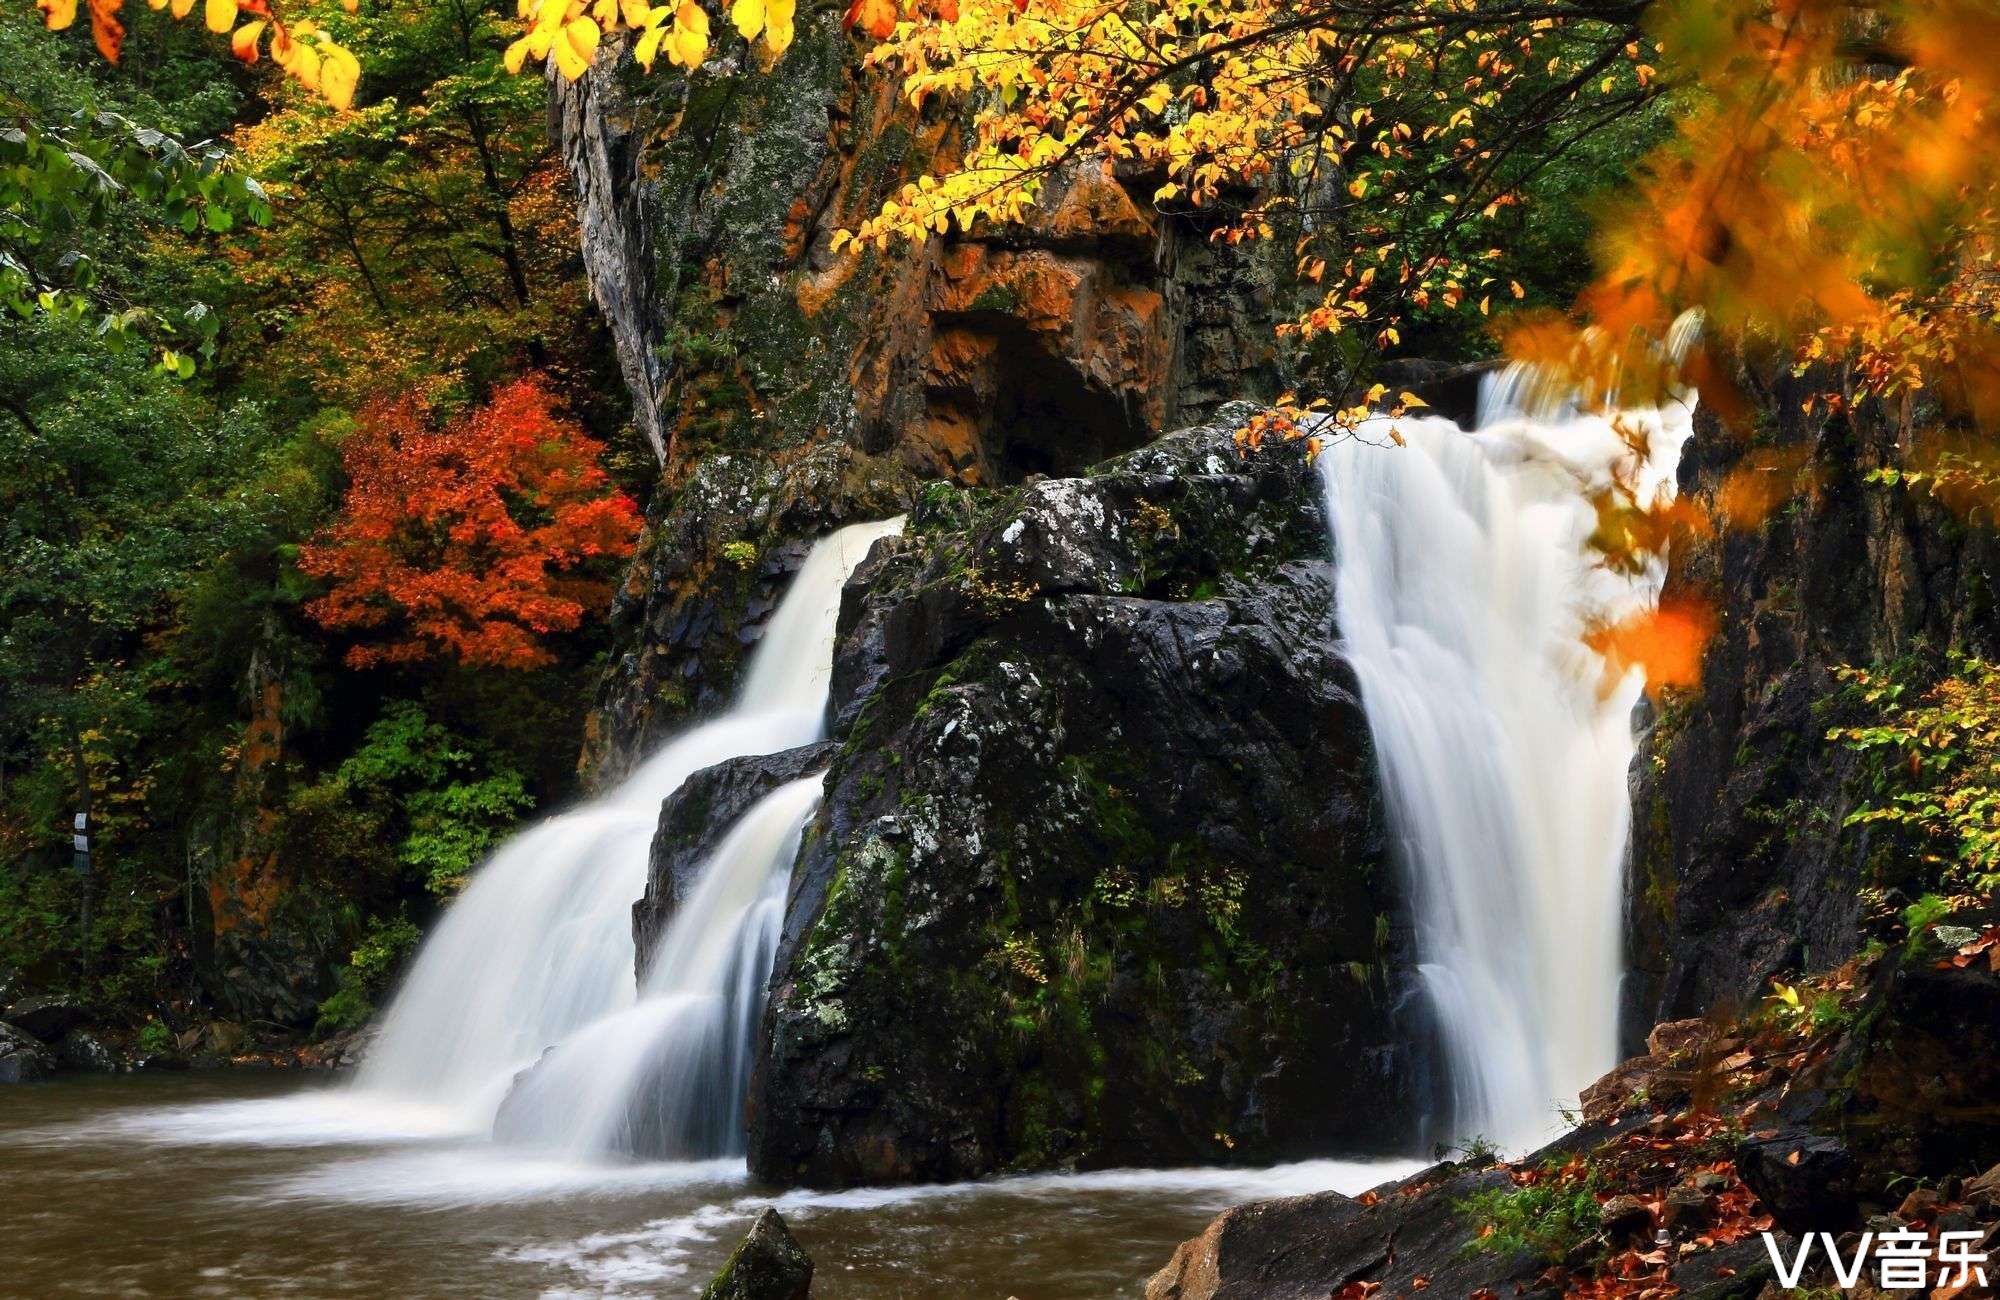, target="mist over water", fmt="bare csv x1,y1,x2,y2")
1318,370,1695,1149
